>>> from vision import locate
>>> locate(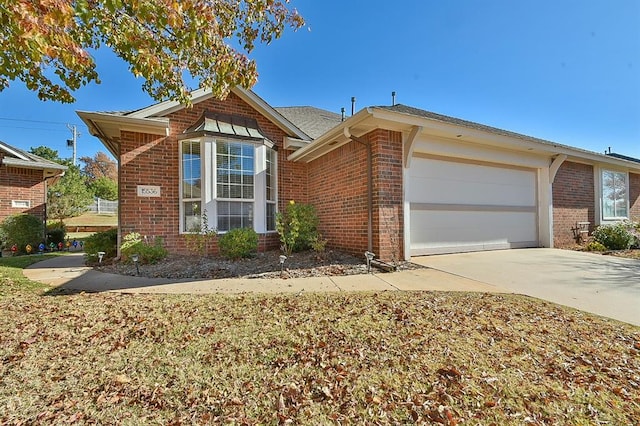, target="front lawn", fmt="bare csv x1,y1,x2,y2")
1,260,638,424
